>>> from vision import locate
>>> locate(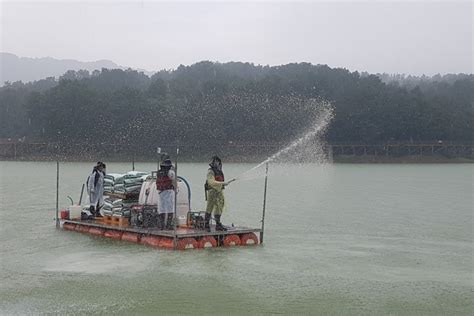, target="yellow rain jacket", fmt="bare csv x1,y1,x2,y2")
206,168,226,215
